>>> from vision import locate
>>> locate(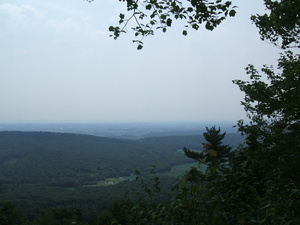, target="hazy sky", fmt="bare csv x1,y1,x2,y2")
0,0,280,123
